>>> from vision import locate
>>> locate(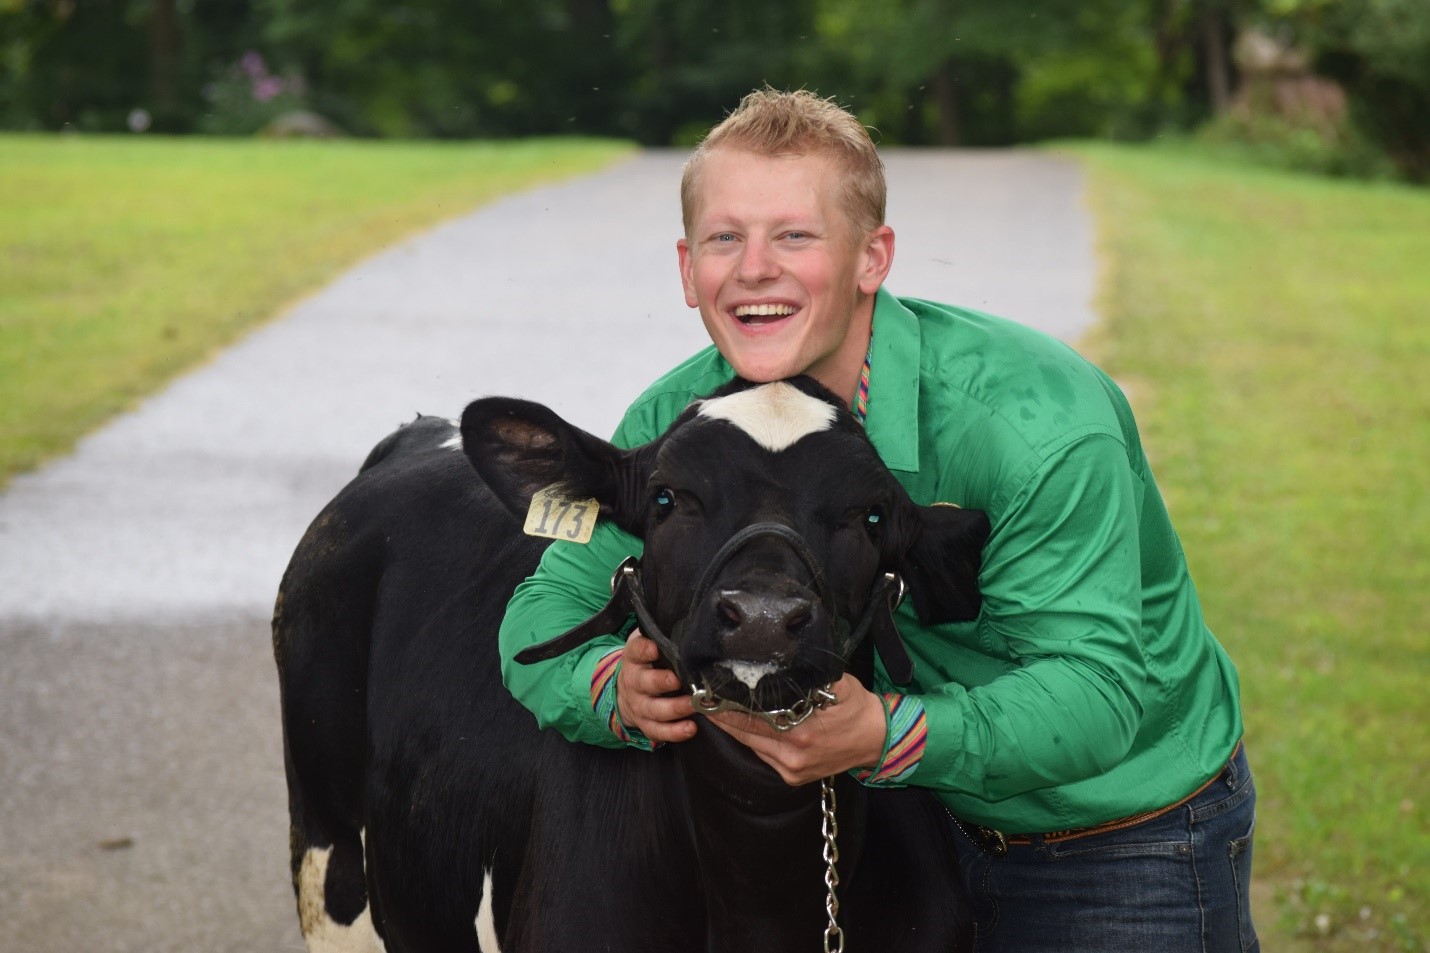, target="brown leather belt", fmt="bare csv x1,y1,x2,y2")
964,742,1242,856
